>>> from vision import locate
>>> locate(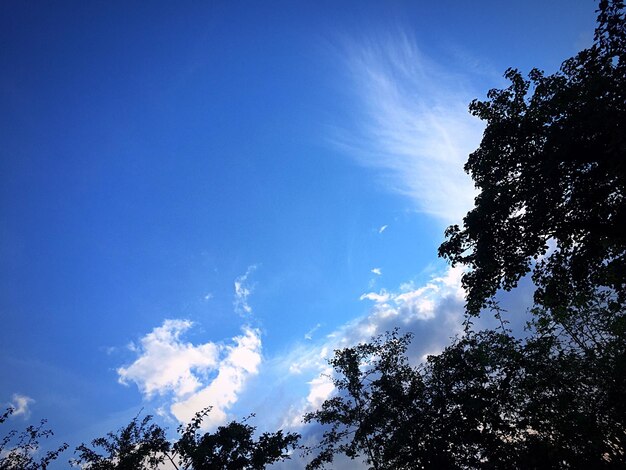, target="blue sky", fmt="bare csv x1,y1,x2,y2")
1,1,596,466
